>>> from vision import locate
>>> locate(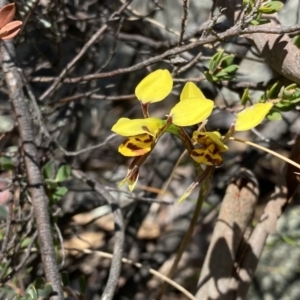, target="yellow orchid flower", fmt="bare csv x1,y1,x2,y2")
169,82,214,126
119,165,139,192
111,117,165,157
235,102,273,131
135,69,173,104
190,131,228,166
